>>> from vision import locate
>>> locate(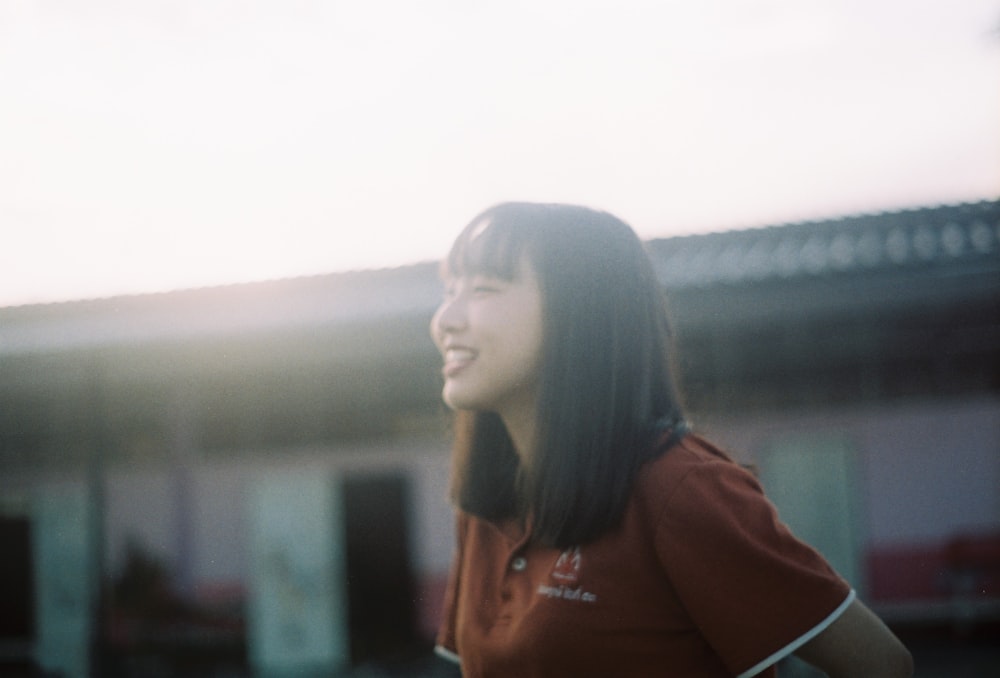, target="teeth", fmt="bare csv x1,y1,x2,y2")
446,348,475,362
